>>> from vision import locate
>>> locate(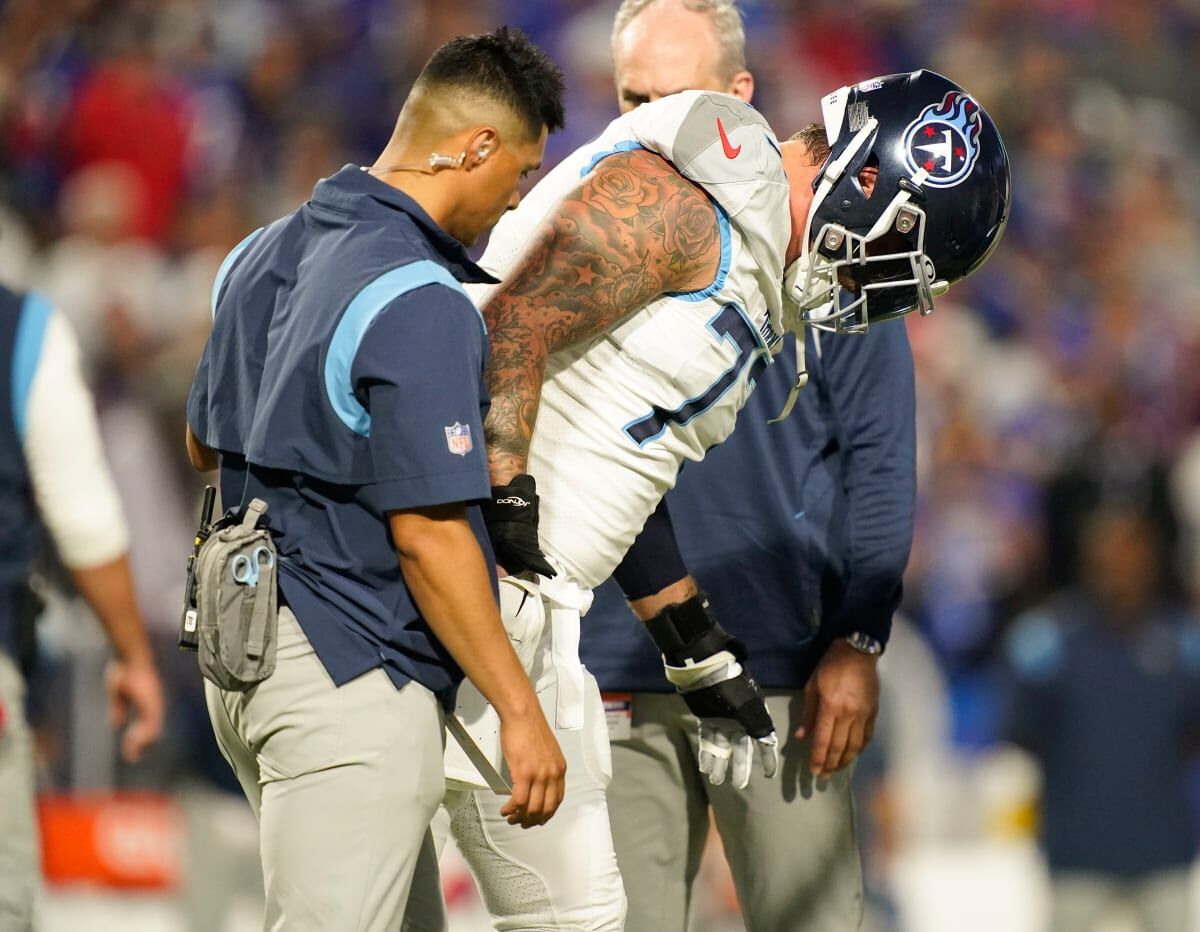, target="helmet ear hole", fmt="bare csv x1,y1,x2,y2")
858,152,880,199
